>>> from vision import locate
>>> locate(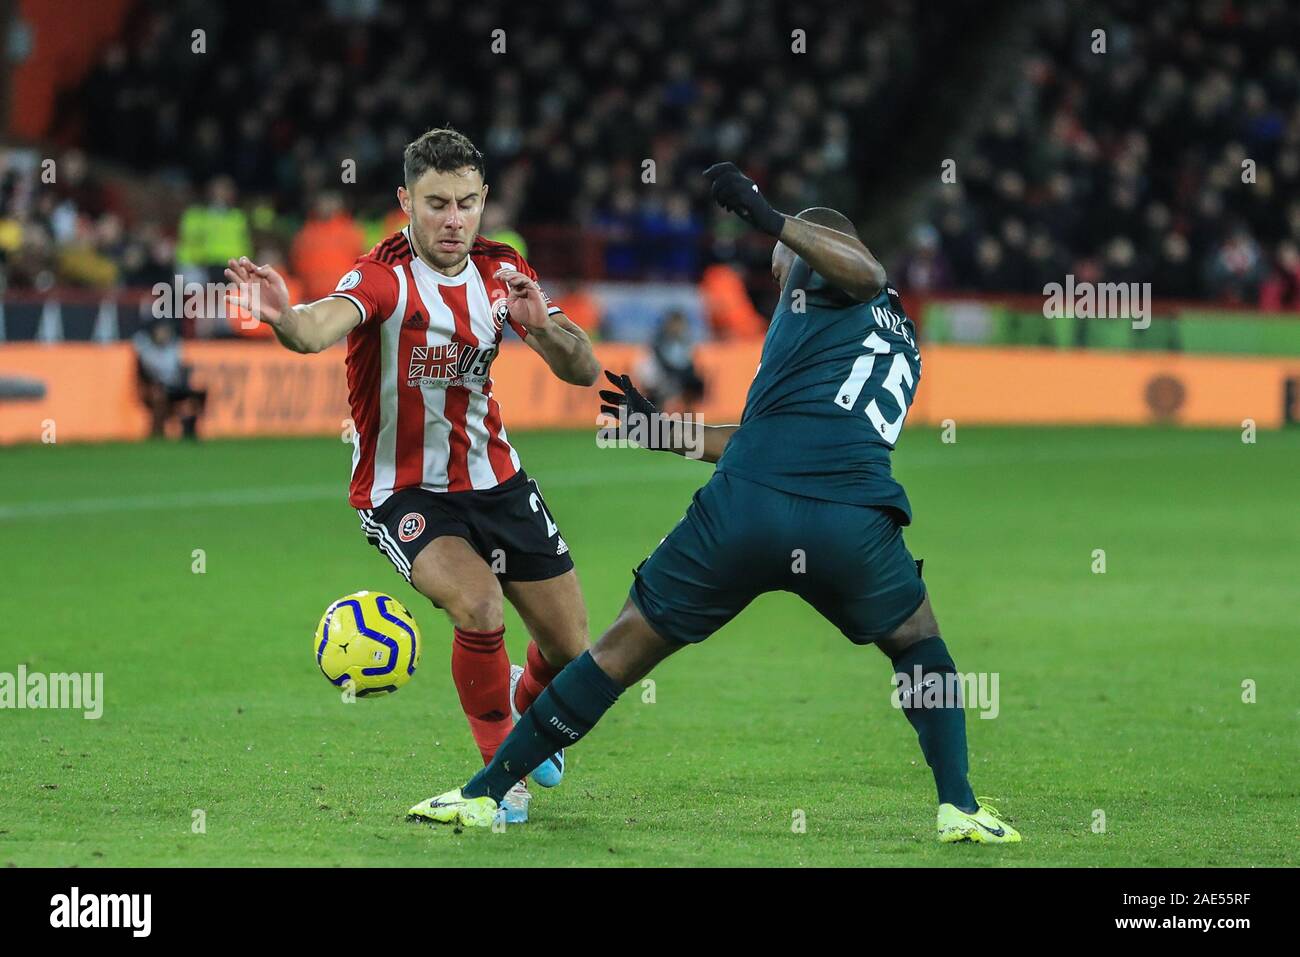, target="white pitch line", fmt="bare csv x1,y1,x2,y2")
0,437,1234,522
0,483,342,520
0,463,699,521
